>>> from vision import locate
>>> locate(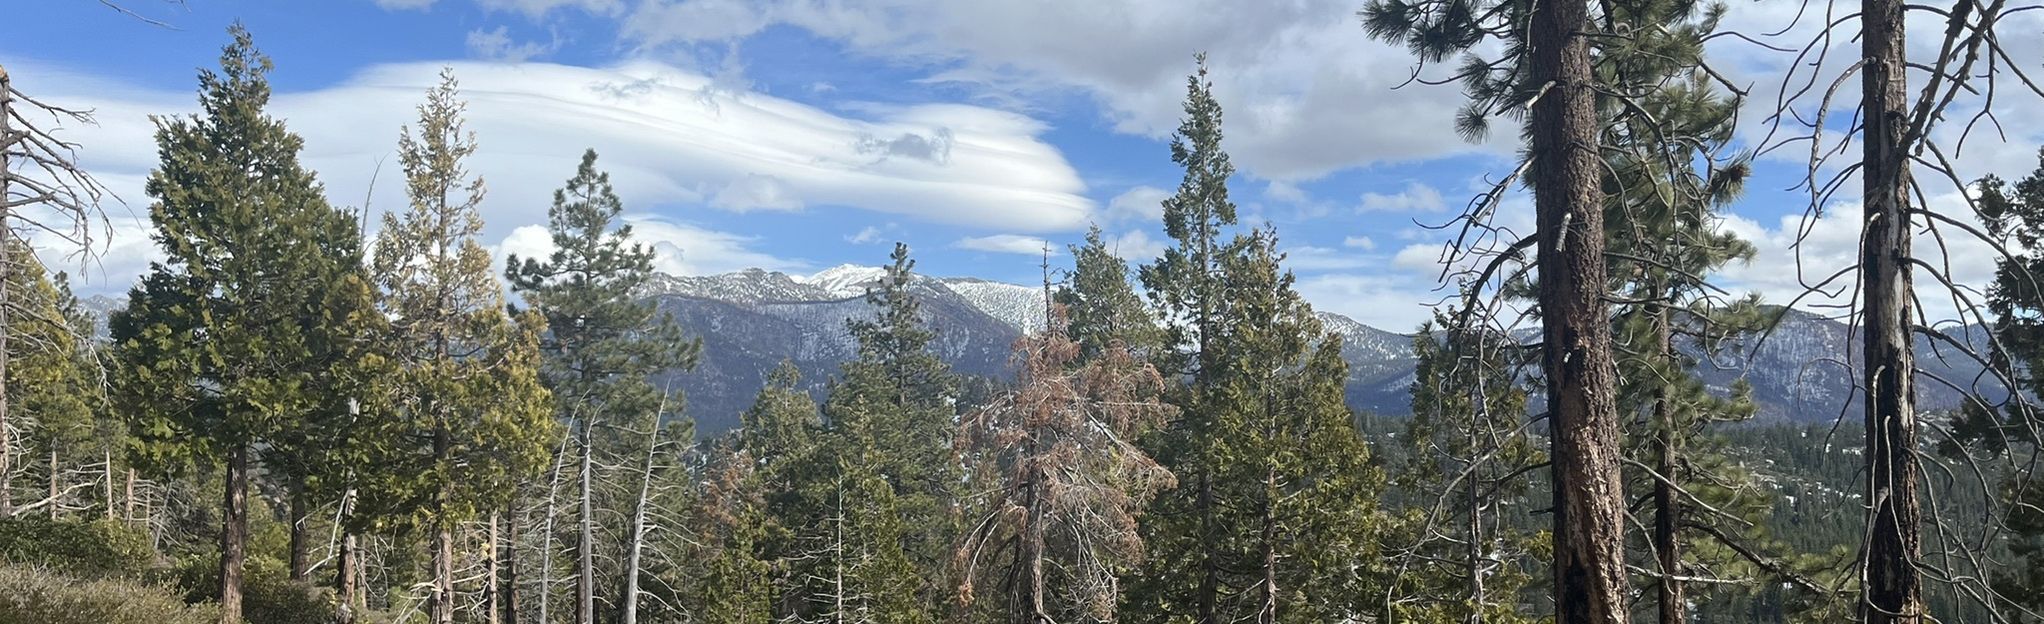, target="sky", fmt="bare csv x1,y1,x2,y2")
4,0,2040,332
